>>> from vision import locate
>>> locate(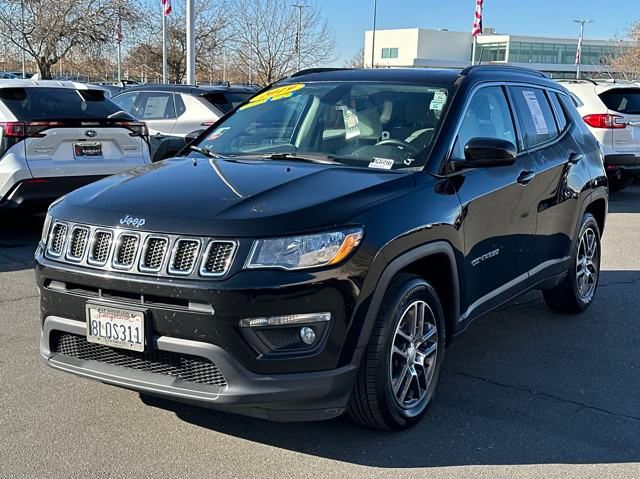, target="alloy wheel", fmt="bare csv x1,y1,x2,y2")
389,300,438,409
576,226,599,302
